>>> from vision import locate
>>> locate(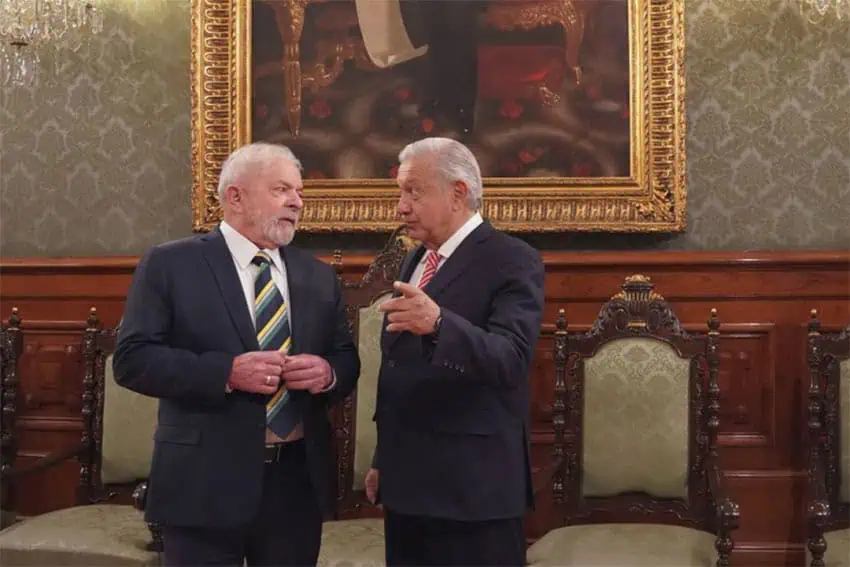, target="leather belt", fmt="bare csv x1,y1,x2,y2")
263,440,302,464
